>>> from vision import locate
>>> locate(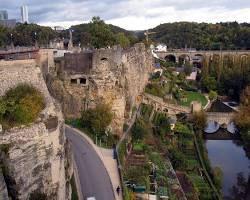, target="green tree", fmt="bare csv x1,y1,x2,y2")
115,32,130,48
131,118,149,141
0,25,8,46
208,90,218,101
81,103,113,135
201,76,217,92
89,16,116,48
